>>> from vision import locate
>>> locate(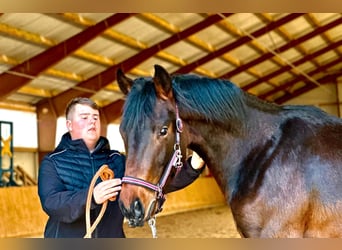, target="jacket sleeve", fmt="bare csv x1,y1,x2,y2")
164,156,204,193
38,156,92,223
